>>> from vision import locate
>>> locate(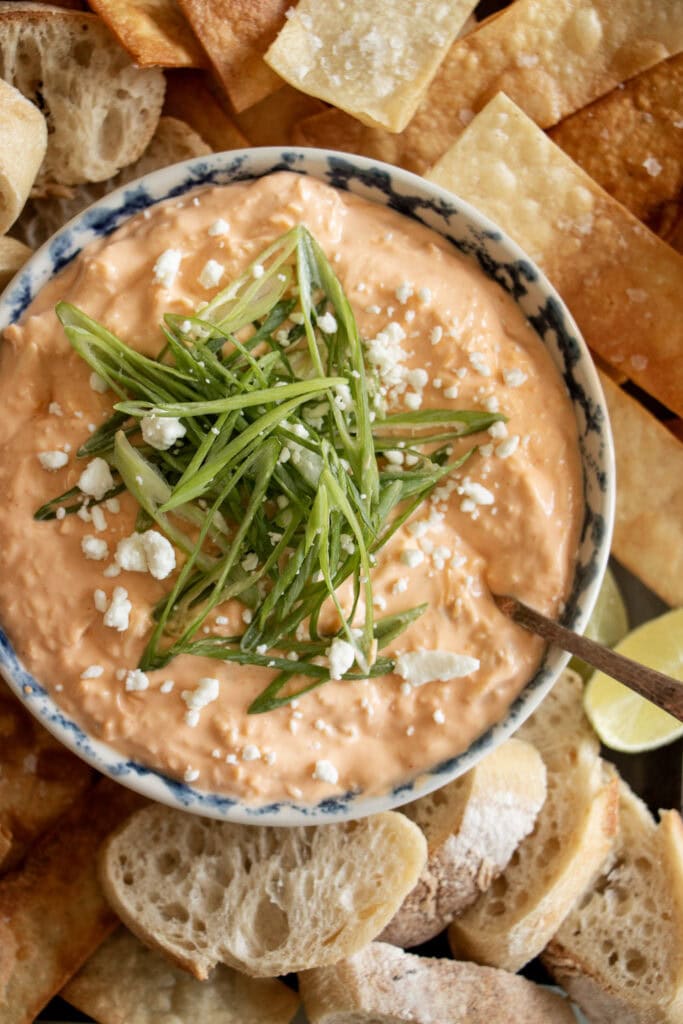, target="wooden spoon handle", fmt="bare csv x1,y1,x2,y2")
495,594,683,723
